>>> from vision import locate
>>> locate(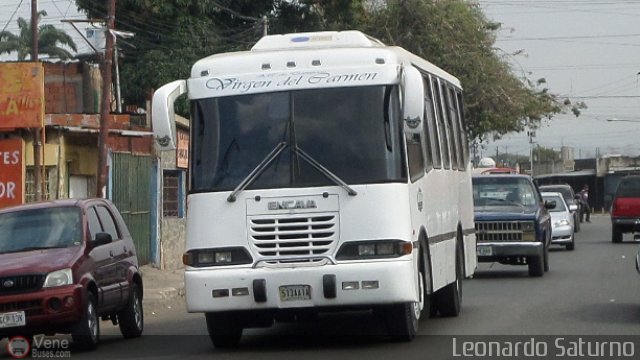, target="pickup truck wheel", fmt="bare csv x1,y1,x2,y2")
118,283,144,338
72,292,100,350
205,312,243,348
528,256,544,277
543,245,550,272
612,226,623,243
